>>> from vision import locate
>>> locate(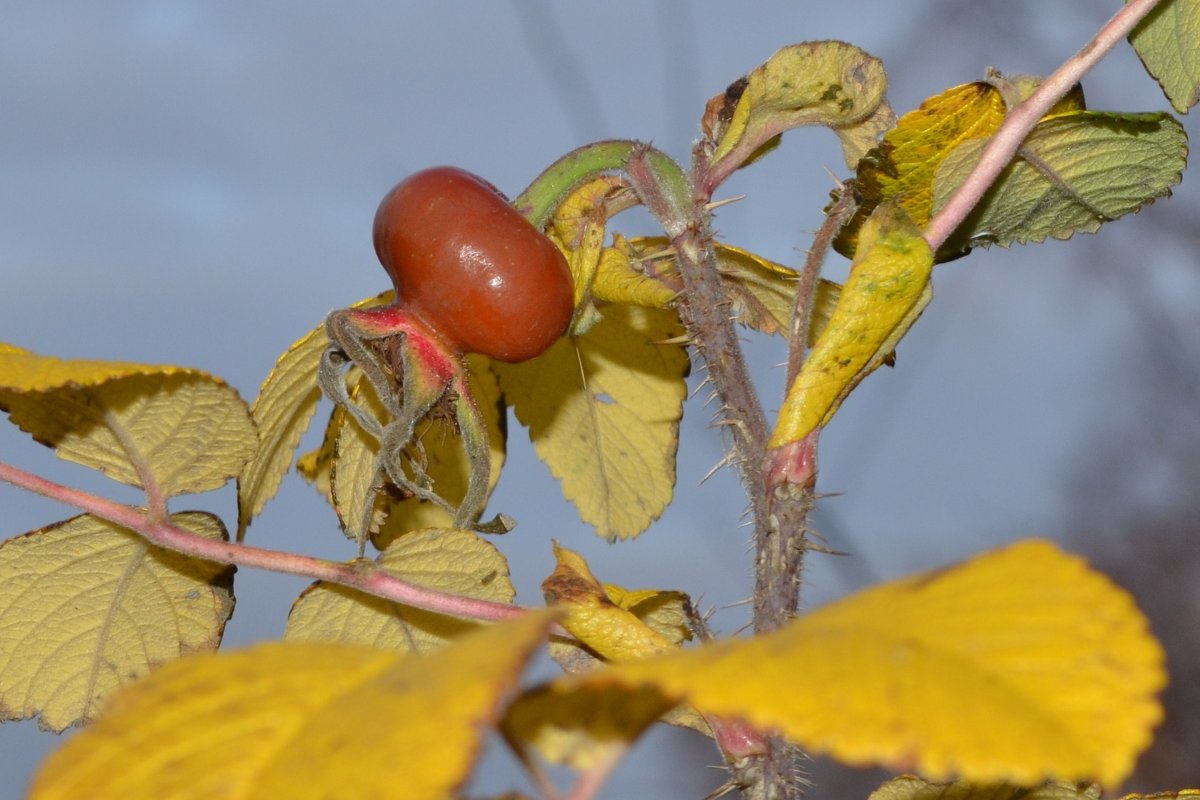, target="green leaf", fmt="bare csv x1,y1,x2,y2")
1130,0,1200,113
0,512,234,731
933,111,1188,251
